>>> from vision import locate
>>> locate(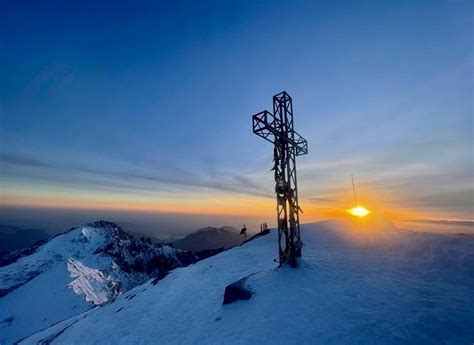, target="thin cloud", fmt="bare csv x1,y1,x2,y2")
406,219,474,227
0,153,53,169
1,151,273,199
